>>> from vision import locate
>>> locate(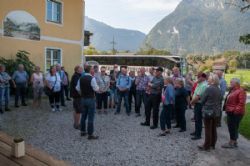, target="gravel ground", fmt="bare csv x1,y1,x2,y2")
1,99,198,166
